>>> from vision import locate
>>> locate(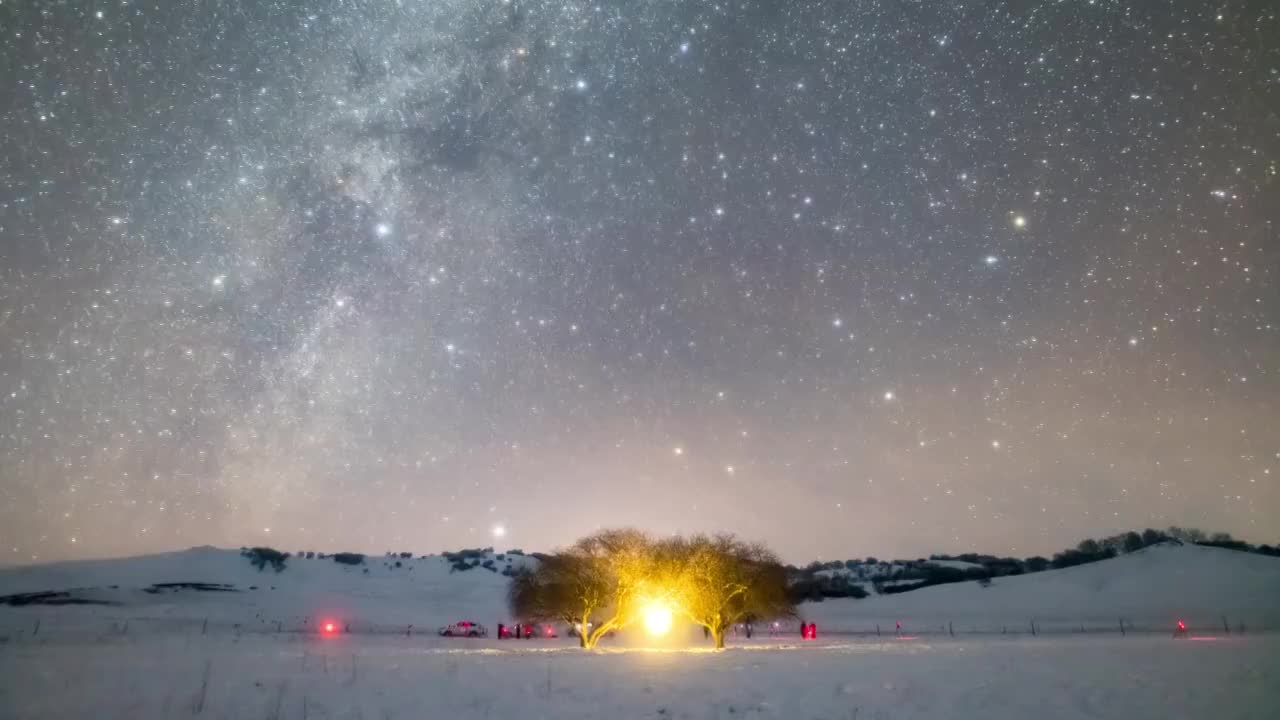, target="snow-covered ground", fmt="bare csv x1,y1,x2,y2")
2,543,1279,718
3,632,1277,719
1,543,1277,639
